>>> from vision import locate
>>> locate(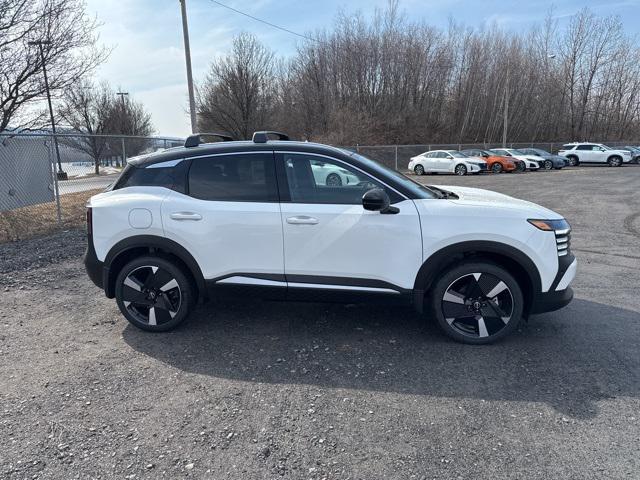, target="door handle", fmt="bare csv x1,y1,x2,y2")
286,215,319,225
170,212,202,221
